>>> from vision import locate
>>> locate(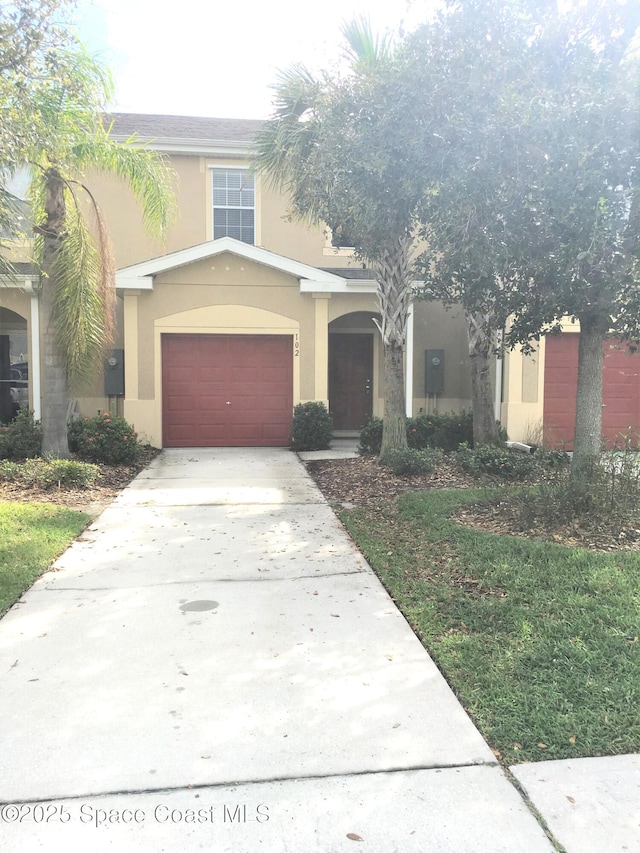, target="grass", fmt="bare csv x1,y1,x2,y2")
0,502,89,617
340,488,640,766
